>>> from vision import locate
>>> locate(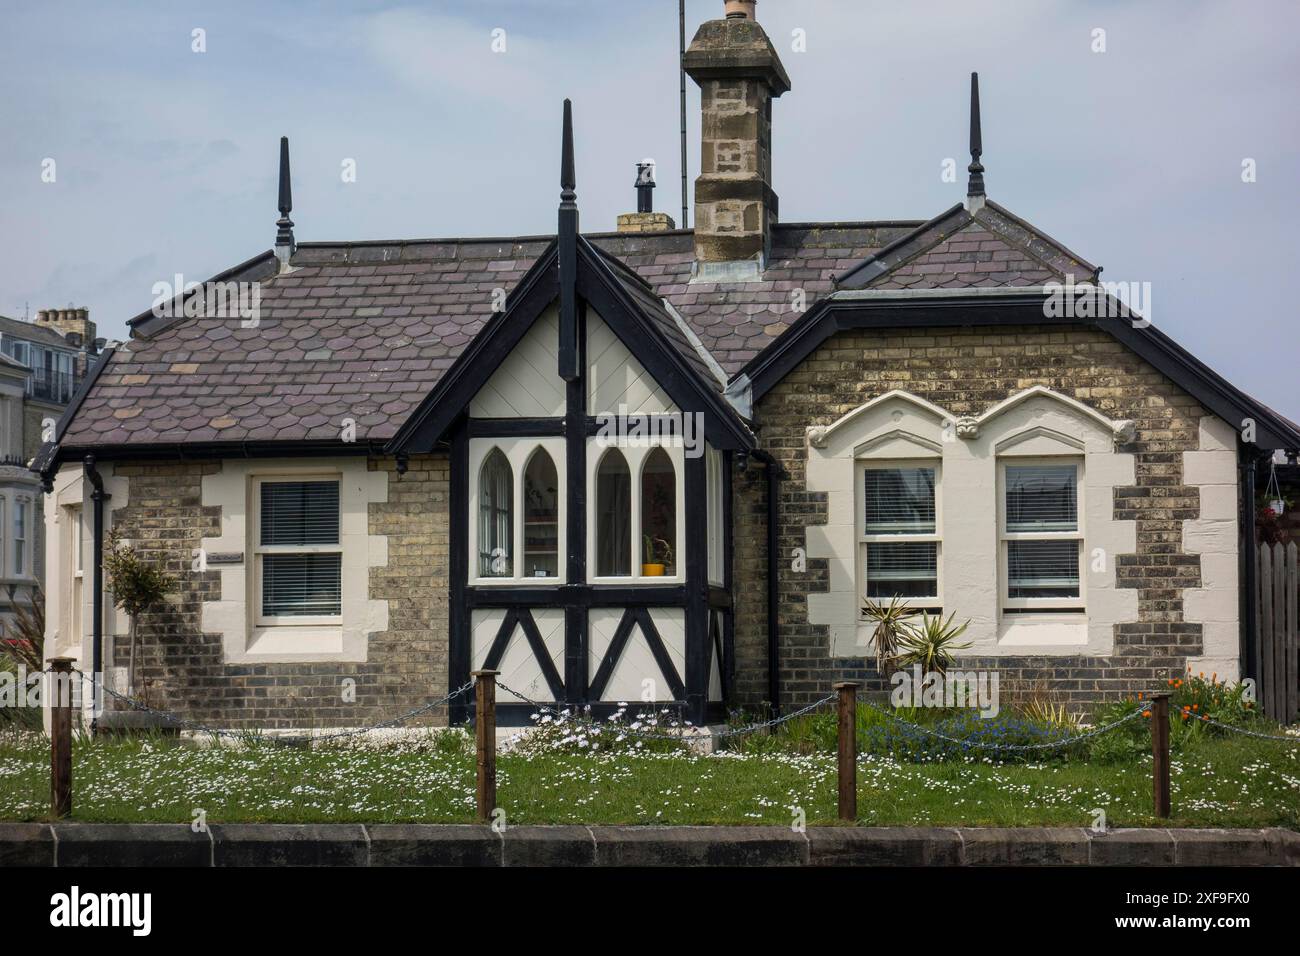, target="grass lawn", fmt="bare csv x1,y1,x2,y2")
1,729,1297,828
